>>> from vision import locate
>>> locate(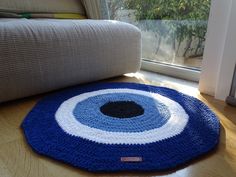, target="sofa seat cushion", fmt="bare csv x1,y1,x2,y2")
0,19,141,102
